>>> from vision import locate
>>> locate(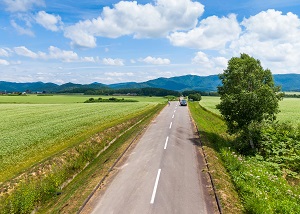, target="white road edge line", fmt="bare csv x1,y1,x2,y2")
169,122,172,129
164,136,169,150
150,169,162,204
